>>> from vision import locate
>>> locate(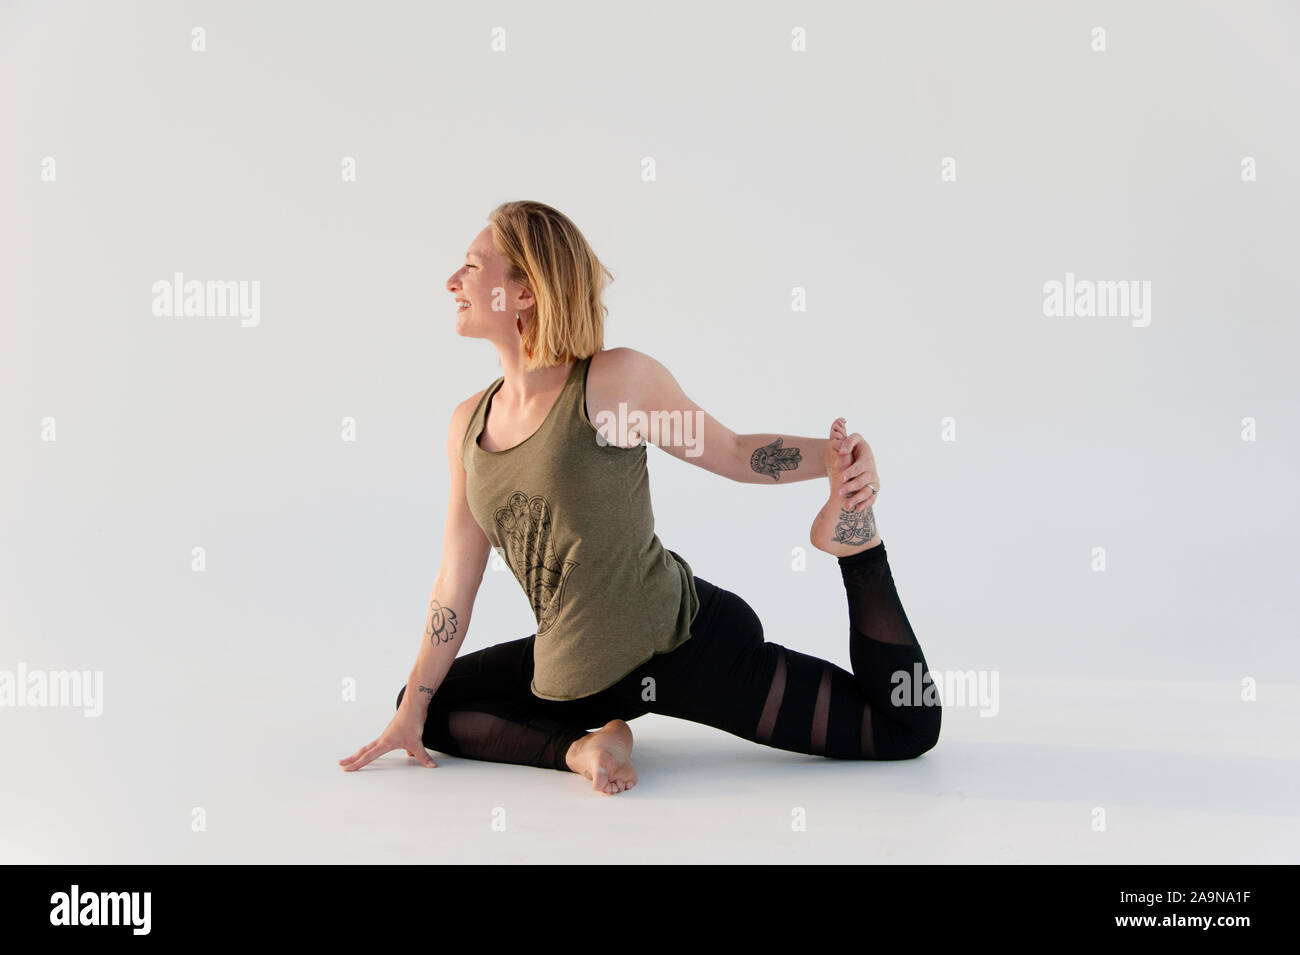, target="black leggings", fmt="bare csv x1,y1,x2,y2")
395,540,941,771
